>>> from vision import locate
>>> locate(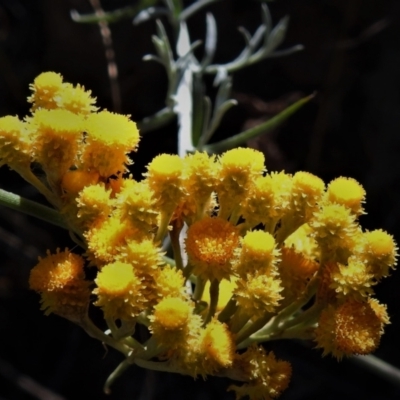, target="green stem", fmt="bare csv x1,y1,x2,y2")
204,94,315,153
235,312,274,345
193,275,206,301
155,210,173,243
80,318,130,356
0,189,68,230
203,279,219,325
104,359,132,394
169,218,184,271
218,296,238,323
229,308,250,334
